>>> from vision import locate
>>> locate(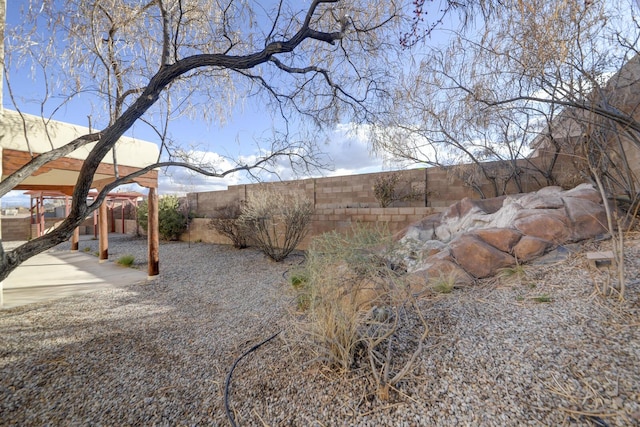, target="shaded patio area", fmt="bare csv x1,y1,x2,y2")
0,239,147,309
